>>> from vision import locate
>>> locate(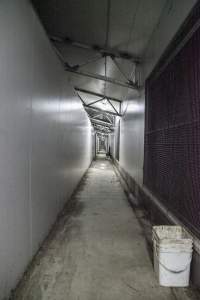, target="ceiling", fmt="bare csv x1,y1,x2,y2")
31,0,167,135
